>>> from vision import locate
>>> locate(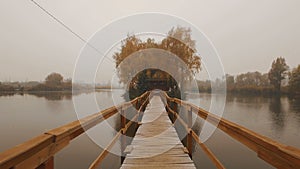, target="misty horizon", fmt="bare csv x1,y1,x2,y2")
1,1,300,83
